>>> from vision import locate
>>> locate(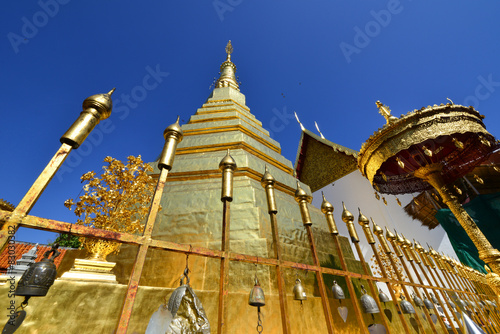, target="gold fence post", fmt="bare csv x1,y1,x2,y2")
320,195,369,334
217,150,236,334
0,89,116,253
116,117,183,333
